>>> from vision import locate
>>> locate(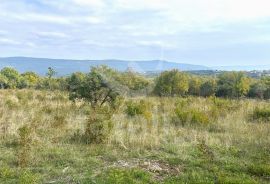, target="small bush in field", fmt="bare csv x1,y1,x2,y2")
125,101,144,117
17,125,32,167
247,164,270,177
84,117,110,144
83,107,114,144
251,107,270,122
173,109,210,126
125,100,152,118
212,97,239,111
